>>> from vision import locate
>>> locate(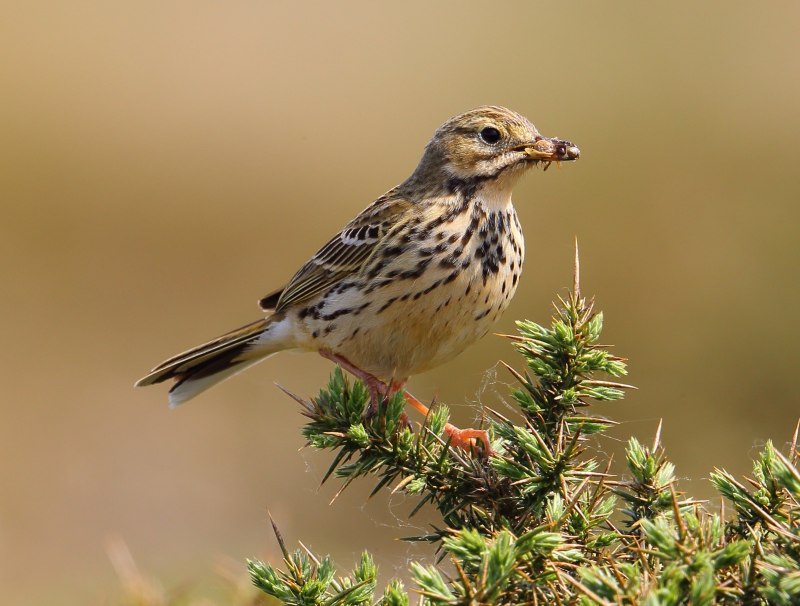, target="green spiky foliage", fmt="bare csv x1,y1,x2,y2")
249,255,800,605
